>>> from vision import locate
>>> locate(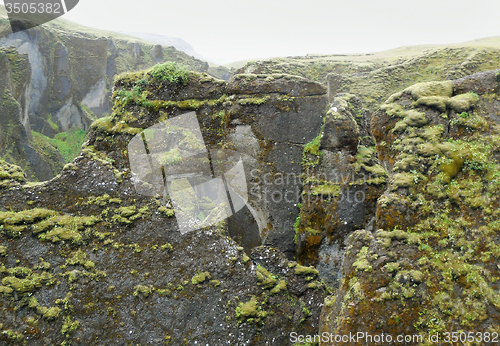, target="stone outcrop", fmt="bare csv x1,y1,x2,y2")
109,70,327,258
319,69,500,345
